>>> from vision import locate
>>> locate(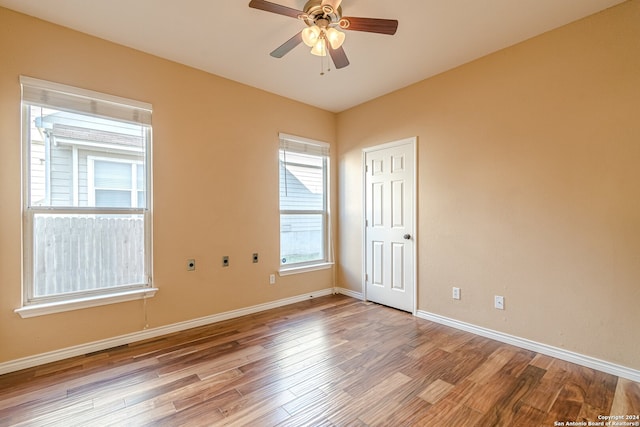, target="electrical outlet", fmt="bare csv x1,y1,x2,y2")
494,295,505,310
452,287,461,300
222,256,229,267
269,274,276,285
186,259,196,271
